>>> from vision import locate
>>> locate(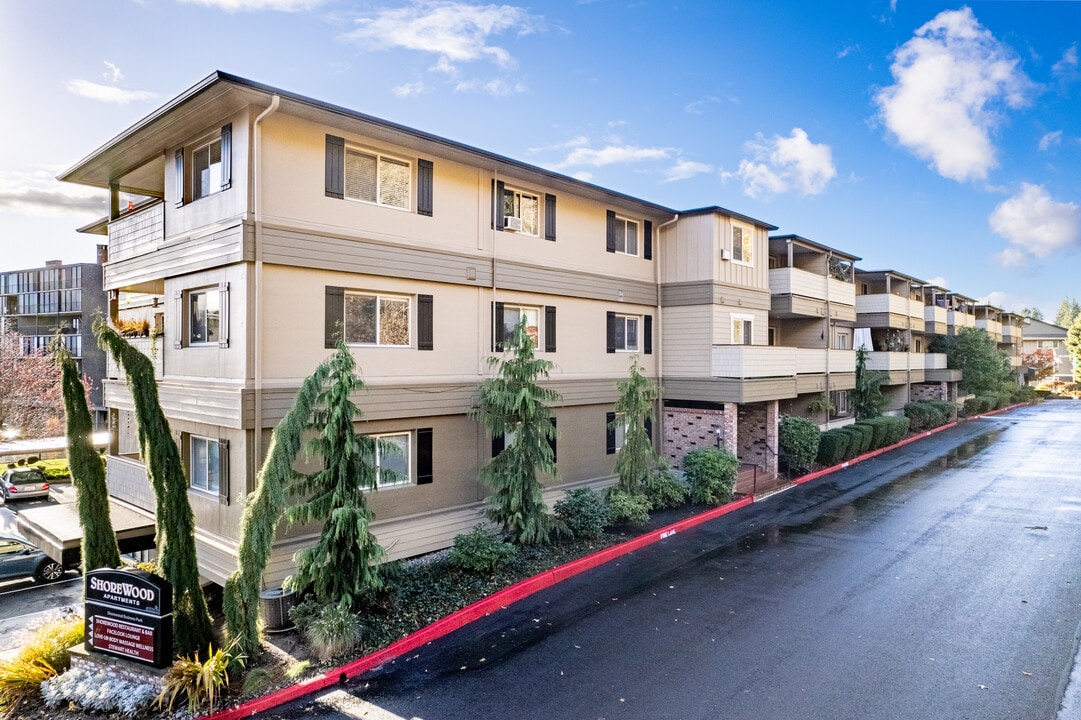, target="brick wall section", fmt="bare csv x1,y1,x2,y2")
737,402,779,477
663,406,736,468
911,382,947,401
